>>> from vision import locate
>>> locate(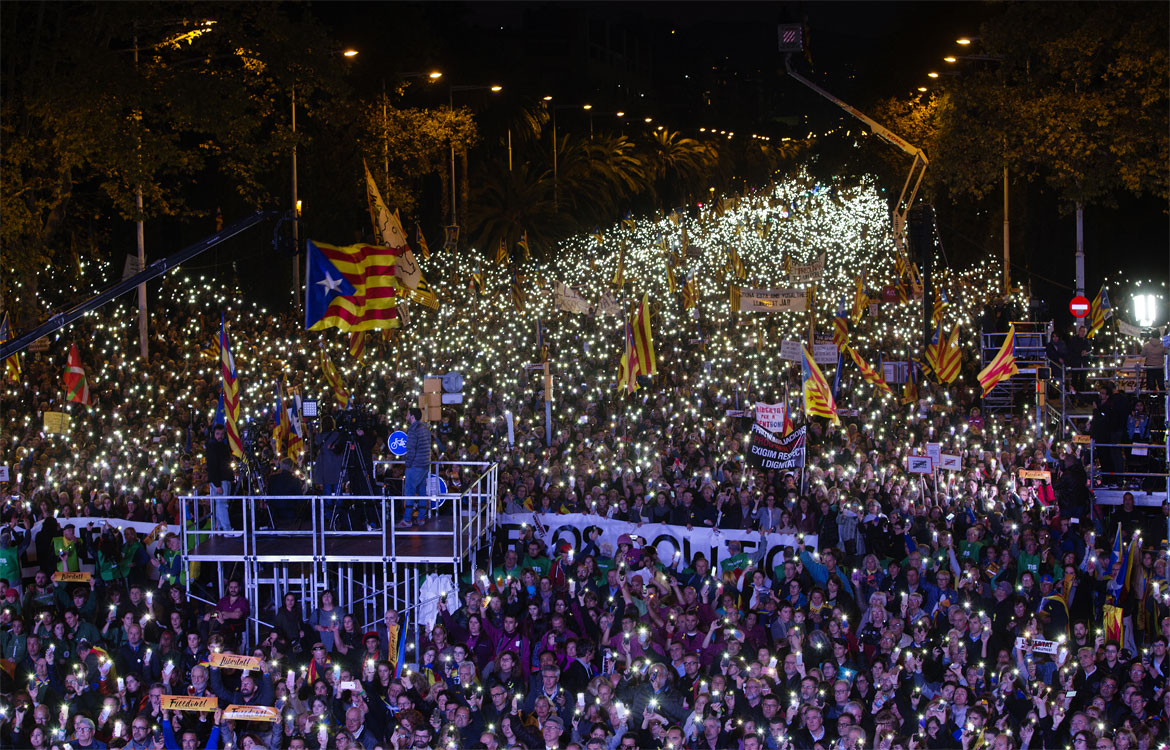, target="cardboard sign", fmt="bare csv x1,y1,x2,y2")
739,288,808,313
223,705,280,723
0,465,8,482
209,653,262,671
52,571,91,583
812,343,838,365
1072,434,1091,445
1131,445,1149,457
906,456,933,474
1018,469,1052,482
789,253,825,284
162,695,218,712
939,454,961,471
925,443,941,468
1015,637,1060,655
779,340,803,361
43,412,72,435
